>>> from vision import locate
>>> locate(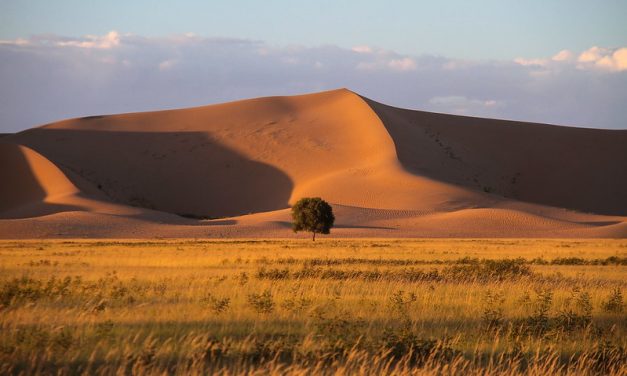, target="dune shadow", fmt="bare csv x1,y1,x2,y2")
361,96,627,216
573,220,621,227
271,220,394,230
79,115,105,121
334,224,396,230
204,219,238,226
12,129,294,219
0,142,83,219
